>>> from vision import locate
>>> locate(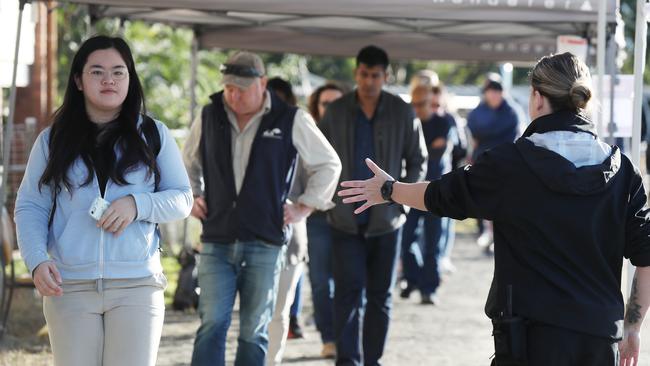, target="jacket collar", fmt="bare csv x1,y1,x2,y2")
349,90,387,118
521,110,597,138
